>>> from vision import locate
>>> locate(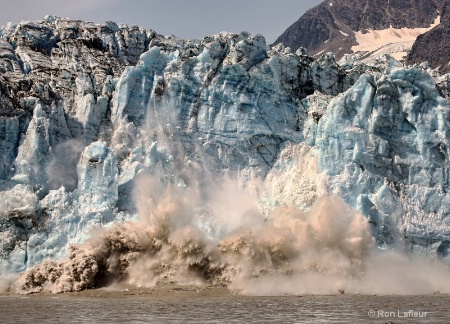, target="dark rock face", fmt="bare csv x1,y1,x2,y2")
274,0,443,58
407,2,450,72
330,0,441,30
